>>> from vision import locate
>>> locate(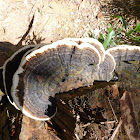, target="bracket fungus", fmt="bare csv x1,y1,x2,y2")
106,45,140,62
0,38,139,121
2,44,45,110
106,44,140,87
62,38,116,81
